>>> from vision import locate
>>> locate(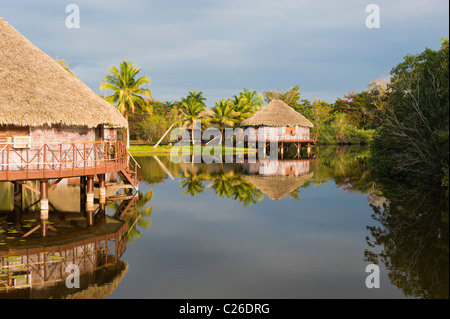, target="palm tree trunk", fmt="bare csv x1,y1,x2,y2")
125,113,130,149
